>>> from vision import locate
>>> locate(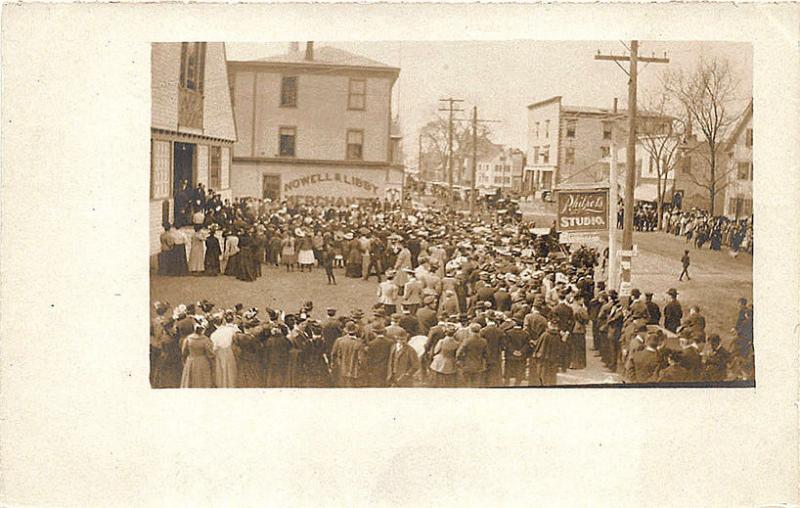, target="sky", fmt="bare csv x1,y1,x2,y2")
227,41,752,158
